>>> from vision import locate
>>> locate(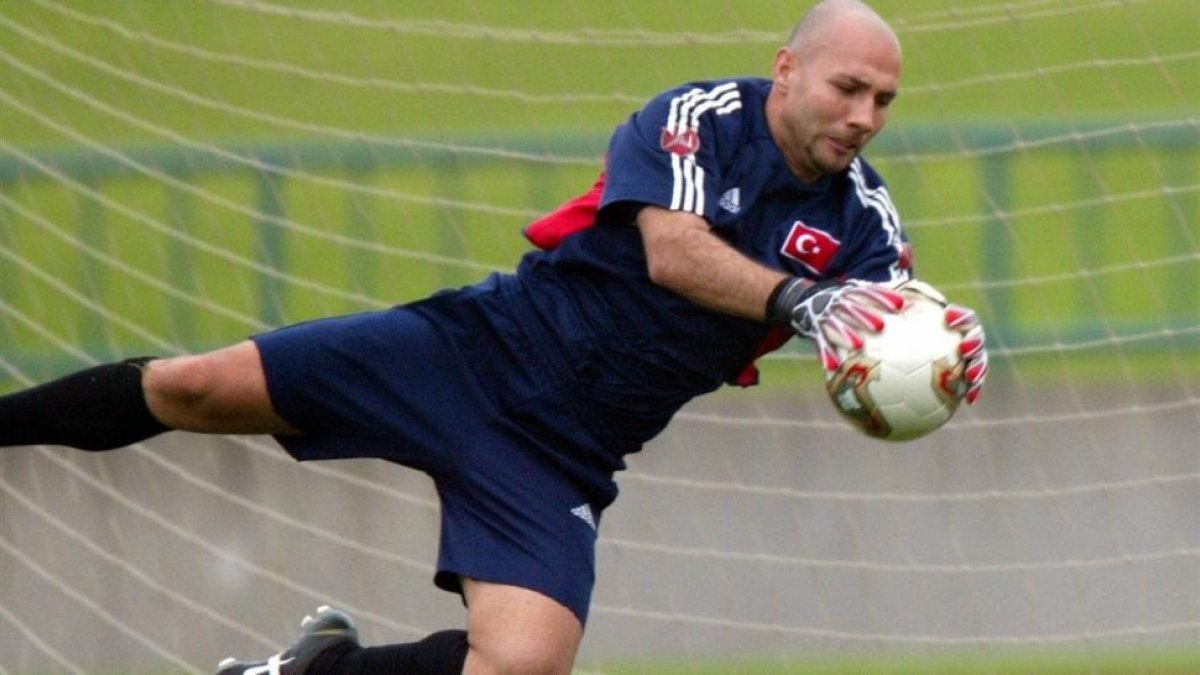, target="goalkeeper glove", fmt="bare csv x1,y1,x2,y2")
895,279,990,405
767,277,906,373
945,304,989,404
